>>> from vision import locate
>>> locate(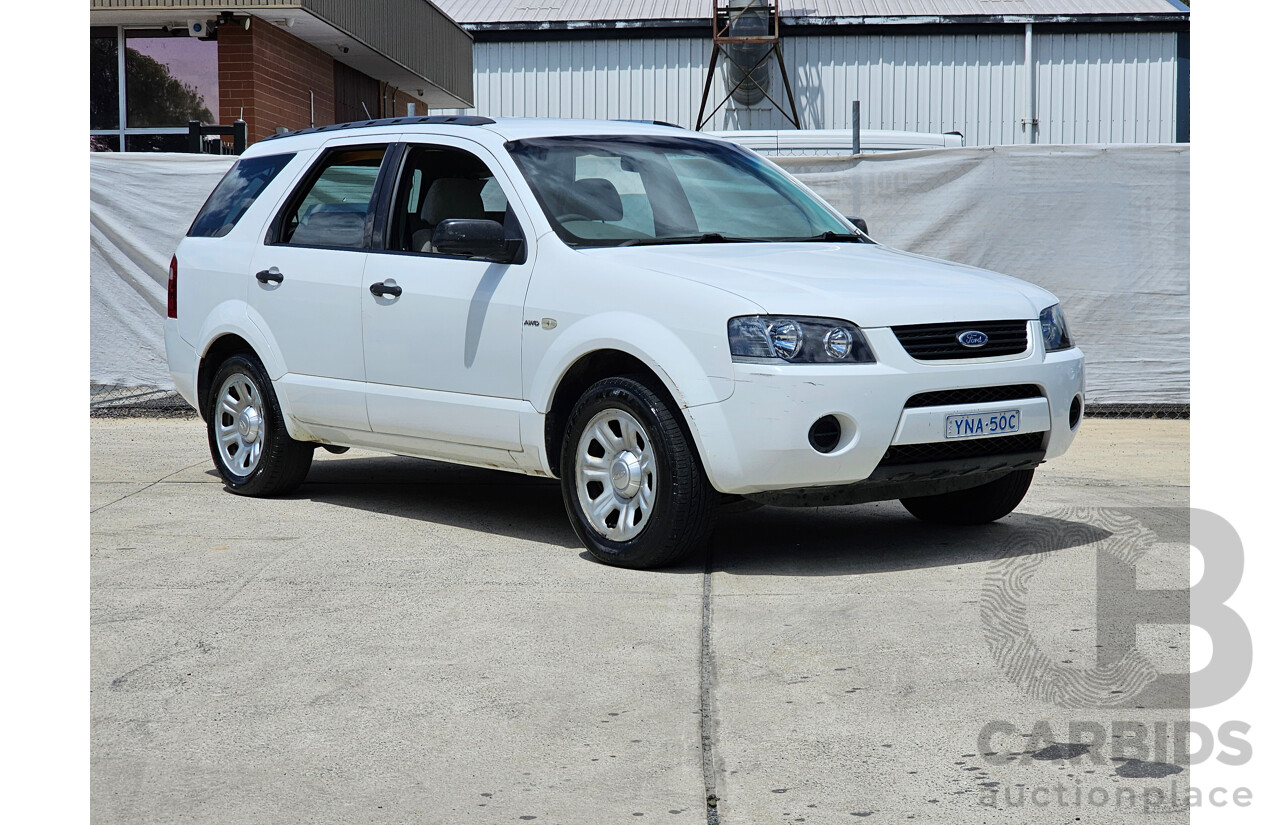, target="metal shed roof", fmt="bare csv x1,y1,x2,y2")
433,0,1188,26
